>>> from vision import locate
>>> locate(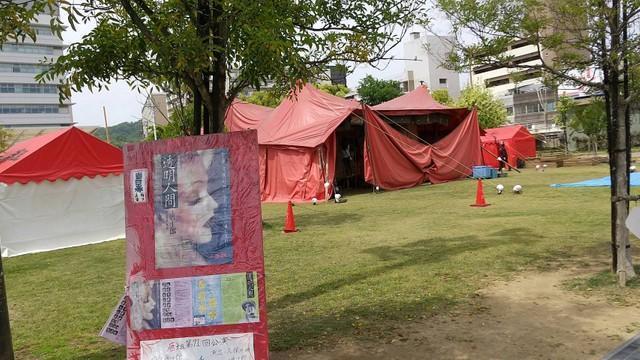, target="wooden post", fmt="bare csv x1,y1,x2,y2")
0,253,14,360
102,106,111,144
